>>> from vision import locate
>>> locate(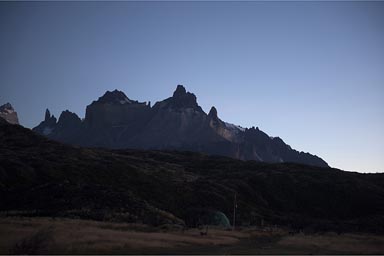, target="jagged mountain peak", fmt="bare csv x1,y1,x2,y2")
0,102,19,125
58,110,81,121
57,110,82,133
94,89,133,105
171,85,198,103
32,108,57,136
154,85,203,112
43,108,56,123
173,84,187,97
0,102,14,111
